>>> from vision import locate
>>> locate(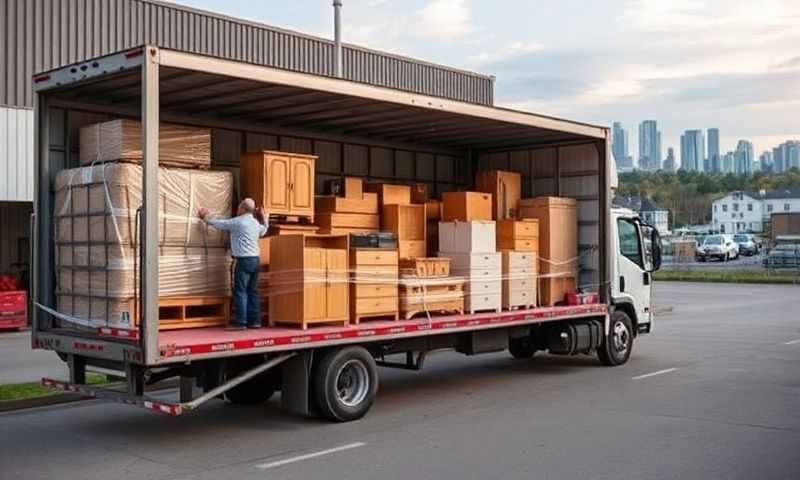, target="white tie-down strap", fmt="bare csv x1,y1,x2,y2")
36,302,95,328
